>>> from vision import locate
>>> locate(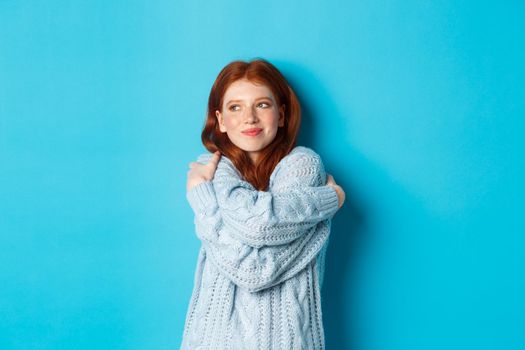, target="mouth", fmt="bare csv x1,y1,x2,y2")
242,128,263,136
